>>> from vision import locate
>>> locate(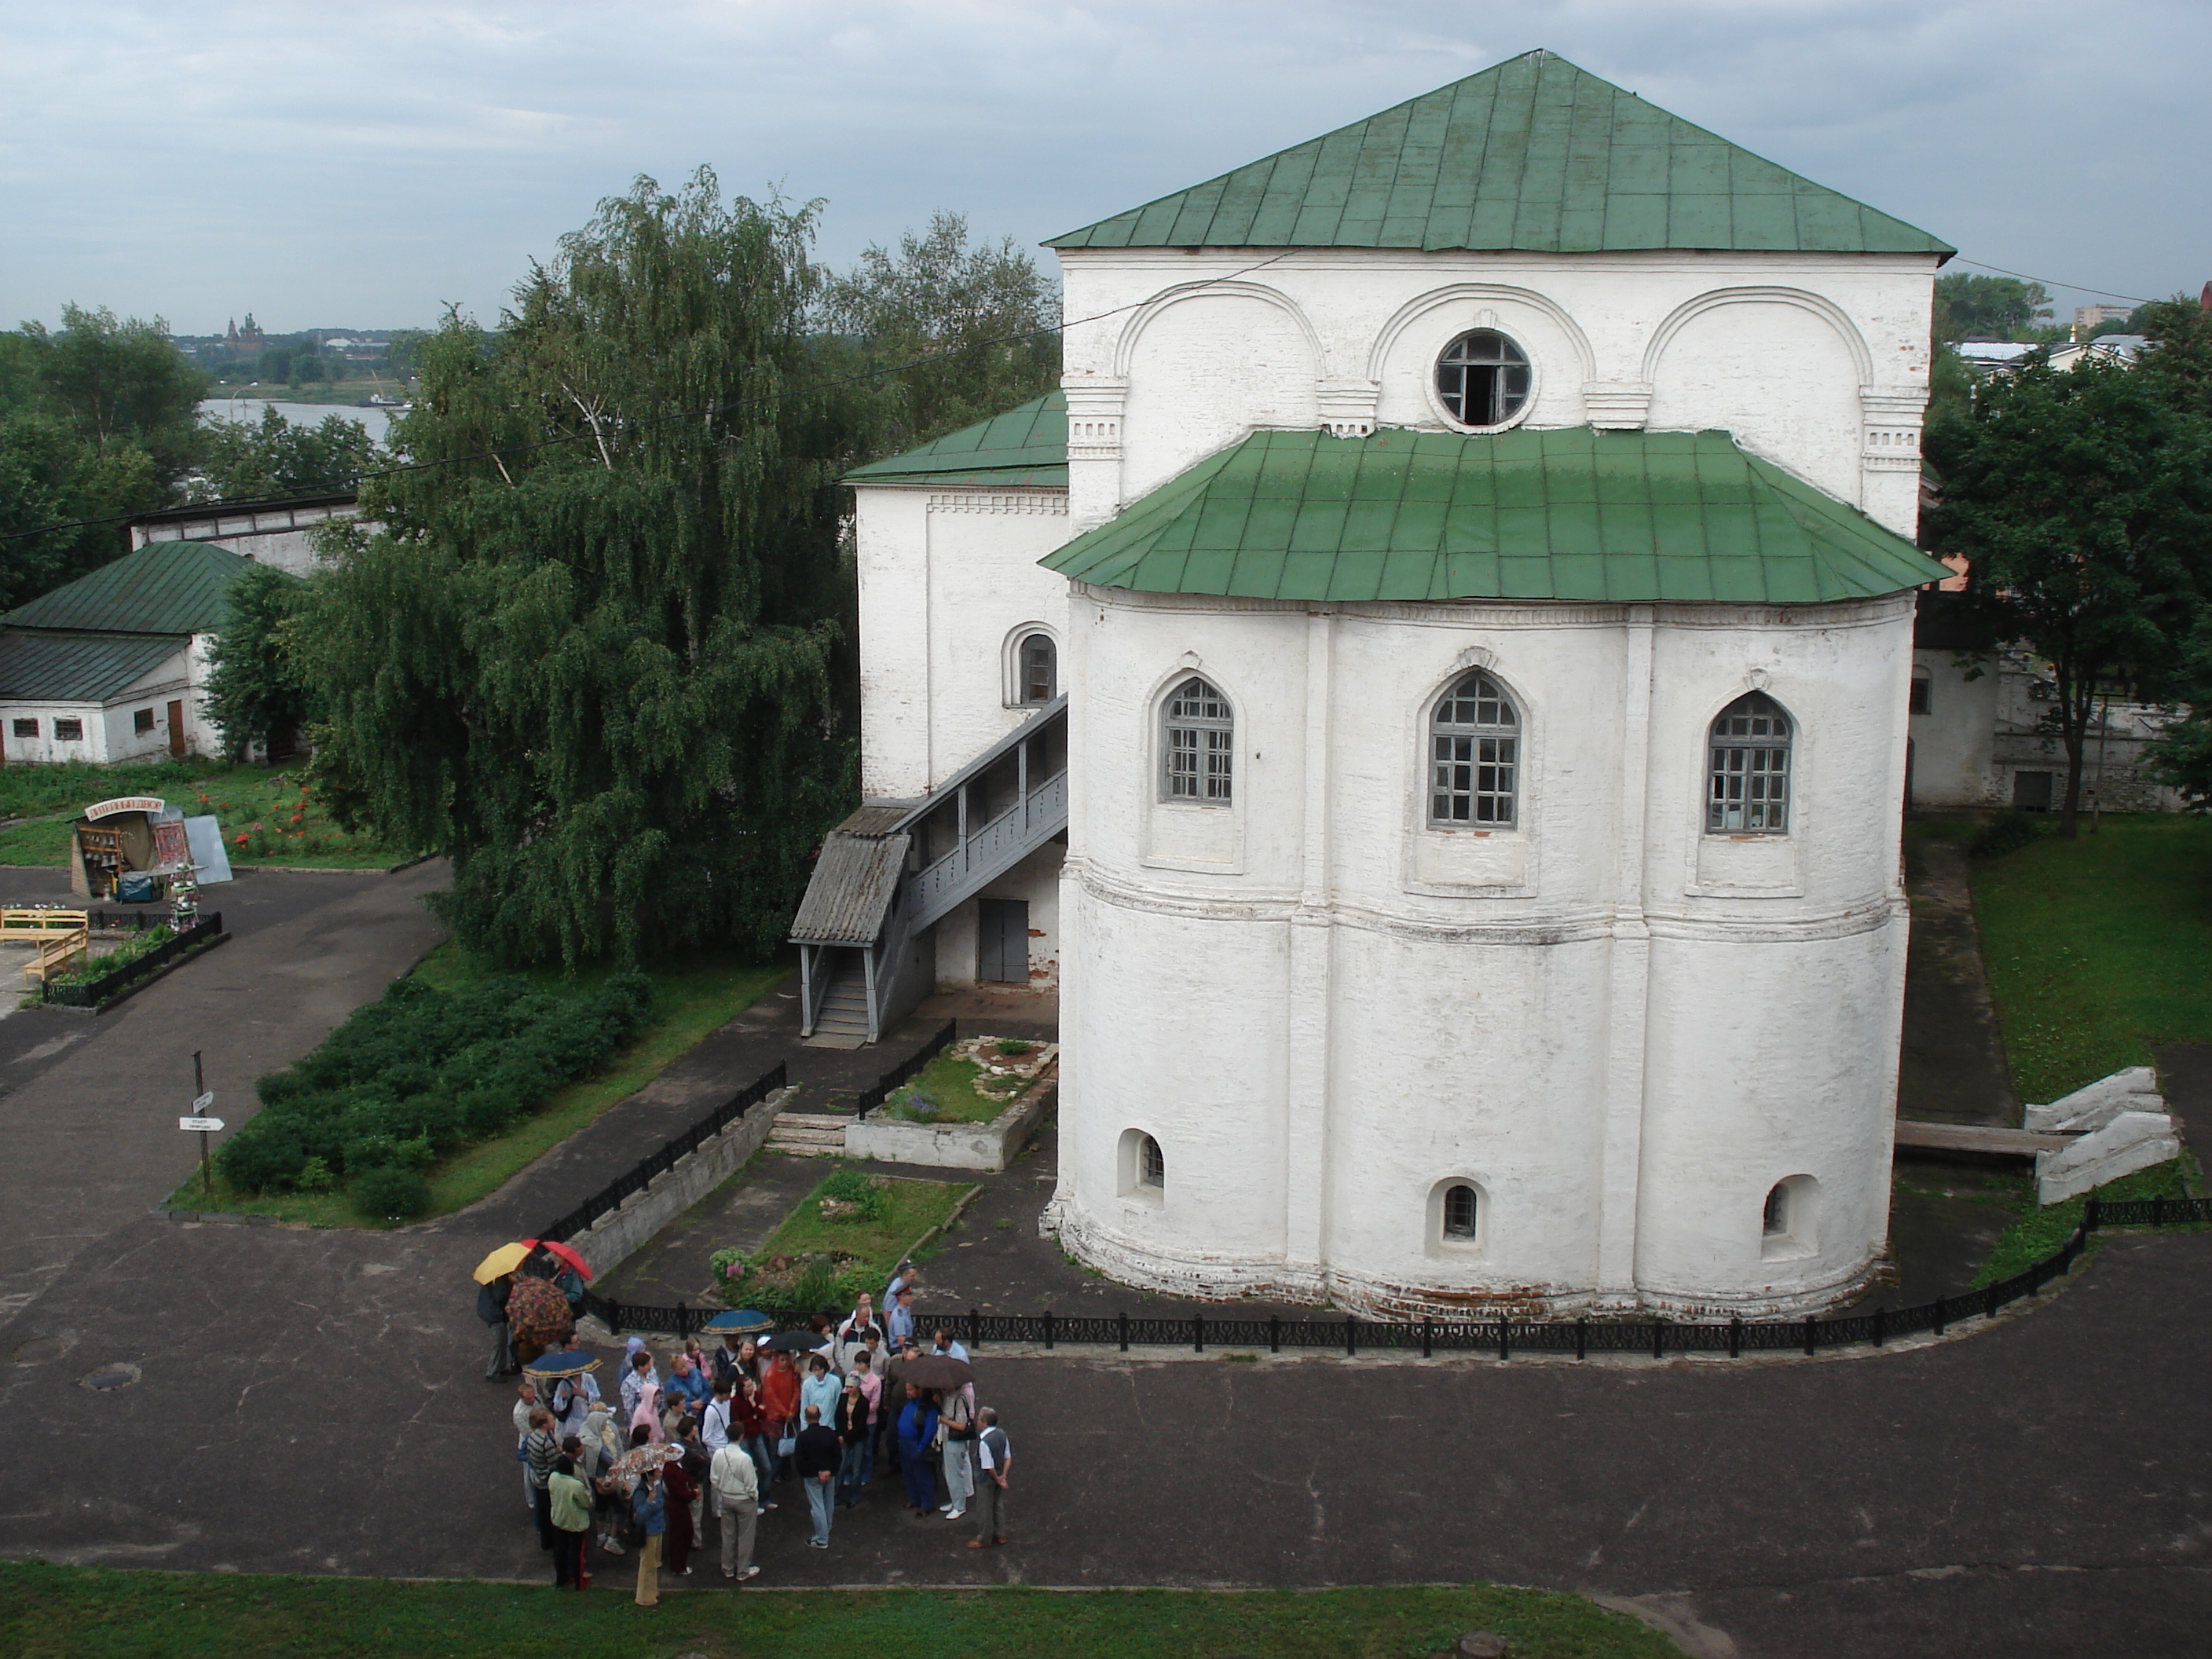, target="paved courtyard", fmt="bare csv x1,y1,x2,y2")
0,862,2207,1659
